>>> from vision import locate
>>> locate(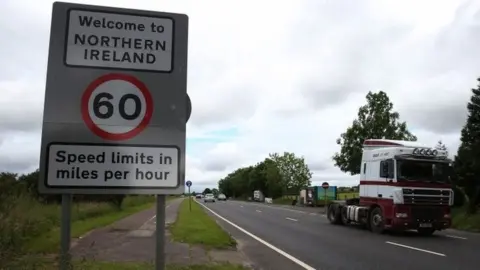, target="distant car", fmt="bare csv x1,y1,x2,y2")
217,194,227,201
204,193,215,203
195,194,202,199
